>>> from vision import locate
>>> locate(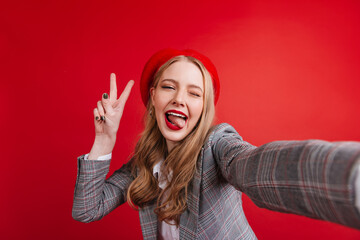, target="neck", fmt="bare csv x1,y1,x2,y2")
166,139,178,153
